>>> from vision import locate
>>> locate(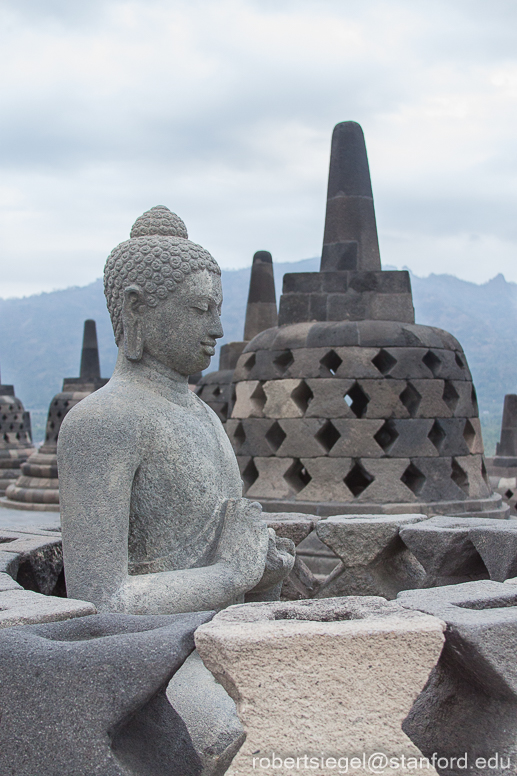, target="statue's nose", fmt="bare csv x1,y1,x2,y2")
209,314,224,339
